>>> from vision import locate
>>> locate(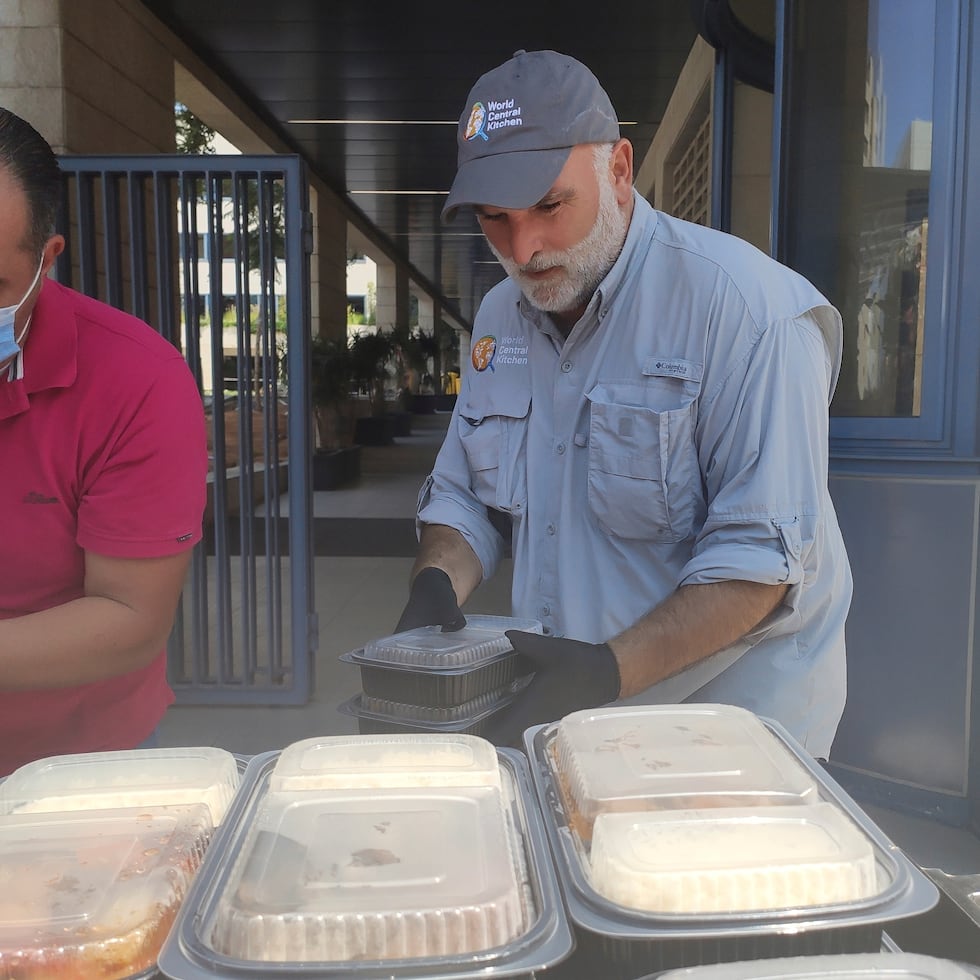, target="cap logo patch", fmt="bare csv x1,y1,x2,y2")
465,99,525,143
464,102,489,141
472,335,497,372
